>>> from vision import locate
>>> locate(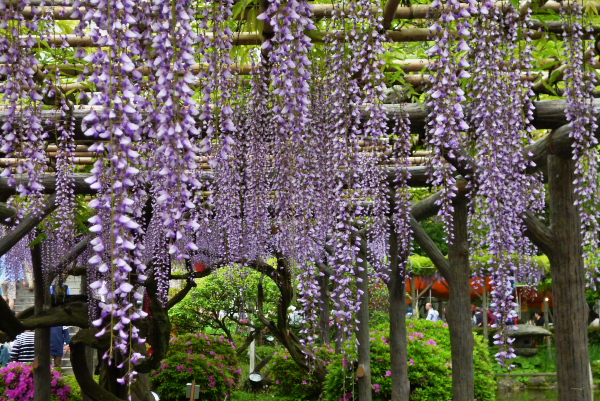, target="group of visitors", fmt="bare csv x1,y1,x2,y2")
407,302,546,328
0,256,34,313
405,303,444,321
1,326,71,368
